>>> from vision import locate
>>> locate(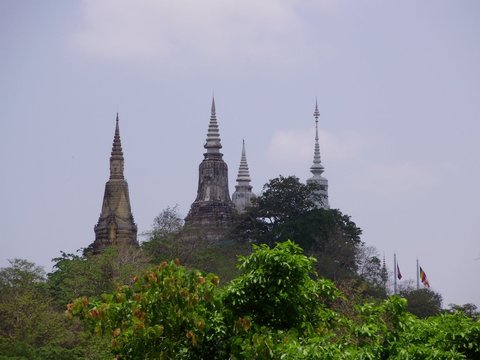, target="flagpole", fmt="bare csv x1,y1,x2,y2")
416,259,420,290
393,253,397,294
